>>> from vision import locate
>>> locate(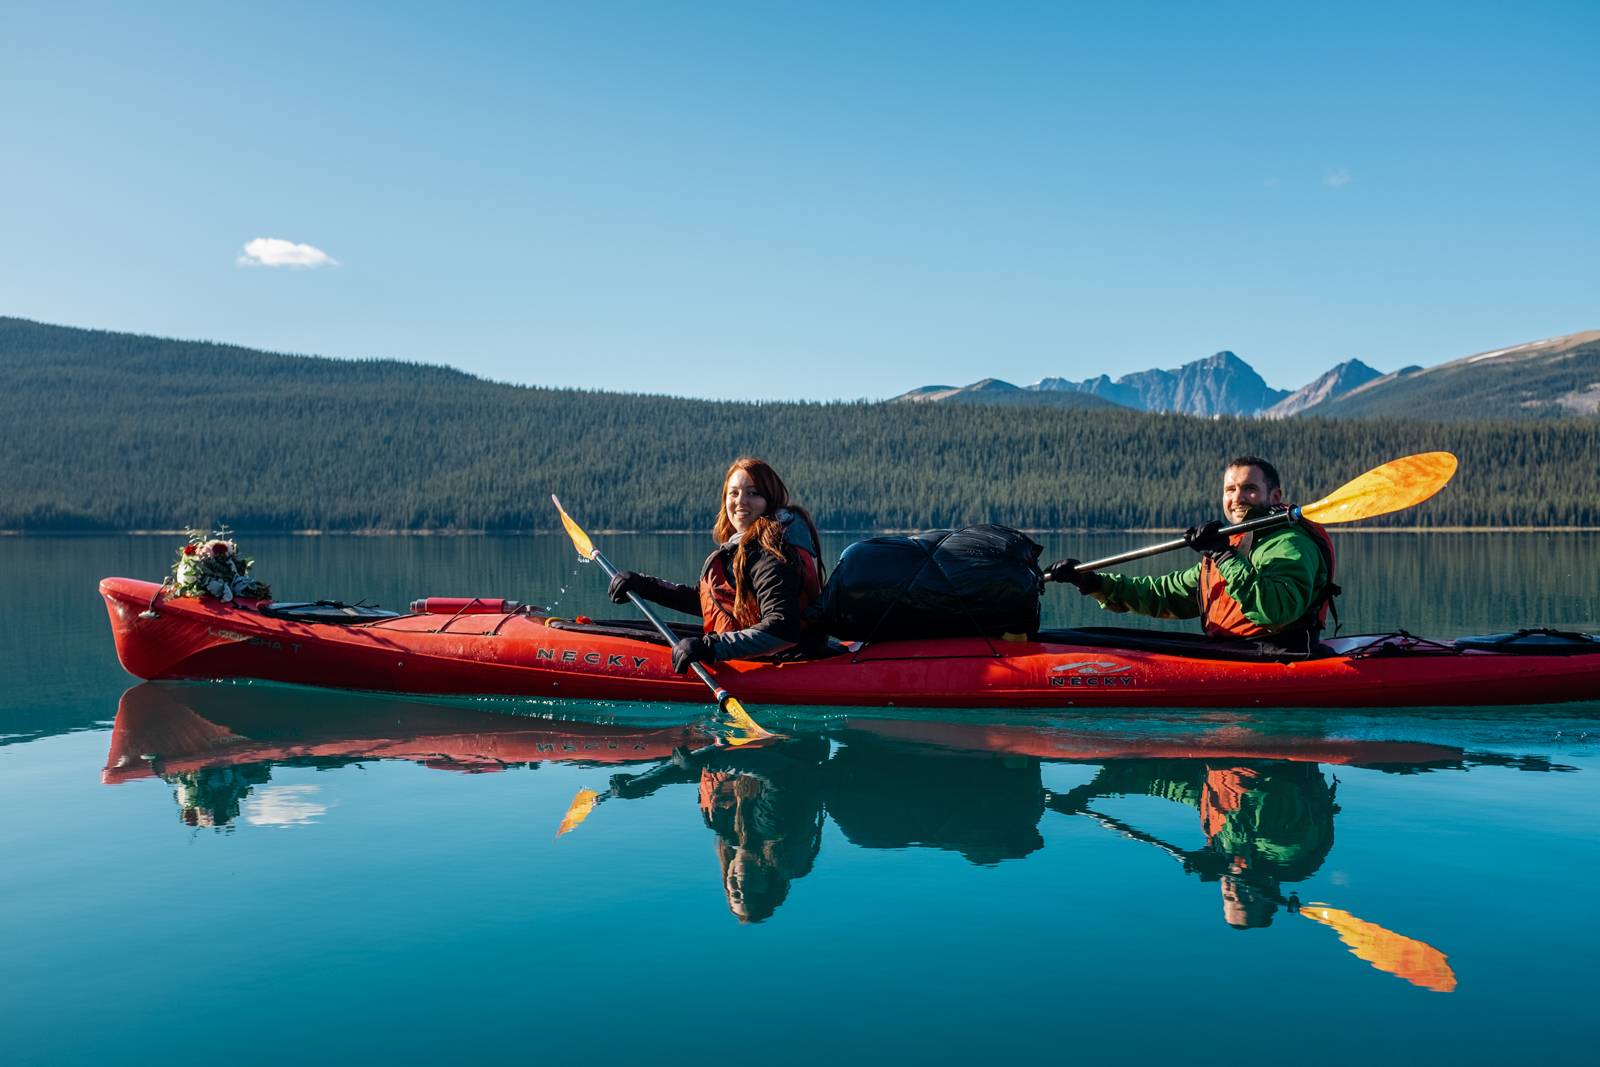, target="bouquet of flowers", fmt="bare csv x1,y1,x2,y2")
171,528,271,602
